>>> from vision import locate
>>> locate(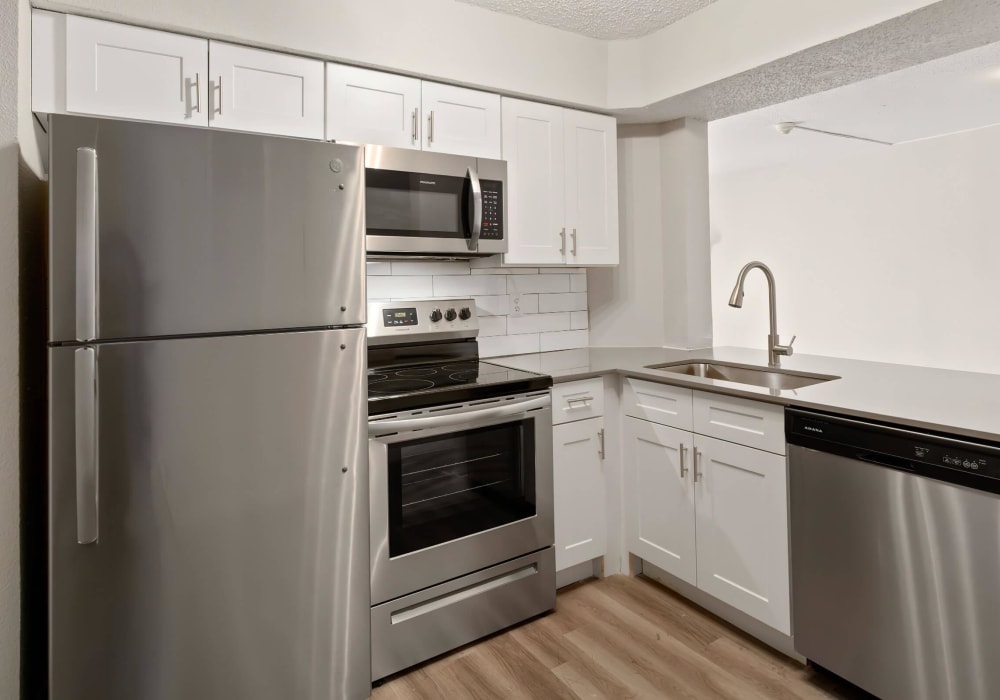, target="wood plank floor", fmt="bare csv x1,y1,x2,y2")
372,574,875,700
